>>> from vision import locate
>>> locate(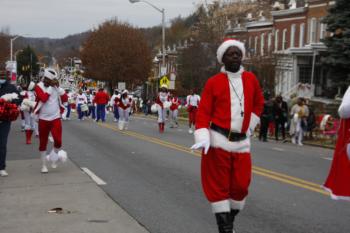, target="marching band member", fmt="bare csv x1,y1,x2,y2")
20,81,37,144
186,89,200,134
156,84,170,133
117,89,132,130
34,68,68,173
75,89,87,121
169,92,181,128
110,89,120,122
